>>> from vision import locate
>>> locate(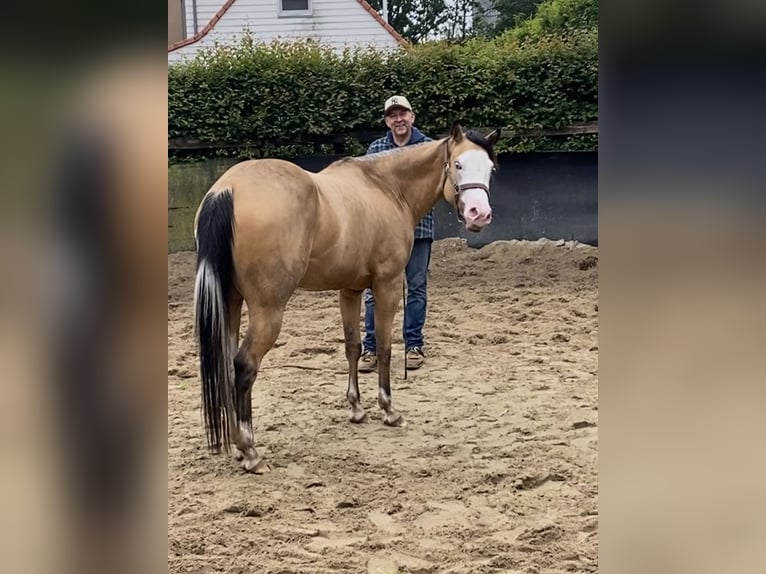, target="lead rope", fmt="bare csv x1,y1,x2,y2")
403,277,408,380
